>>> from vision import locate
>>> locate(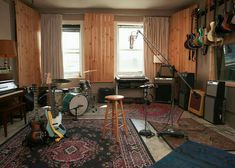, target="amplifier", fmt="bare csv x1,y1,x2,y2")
178,89,190,110
206,80,225,99
98,88,115,103
155,77,174,84
155,78,174,103
179,73,194,91
188,90,205,117
204,95,224,124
